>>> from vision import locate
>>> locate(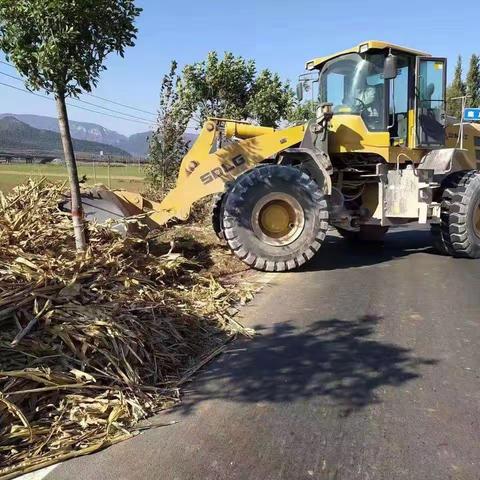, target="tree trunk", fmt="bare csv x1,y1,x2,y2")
55,91,87,252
